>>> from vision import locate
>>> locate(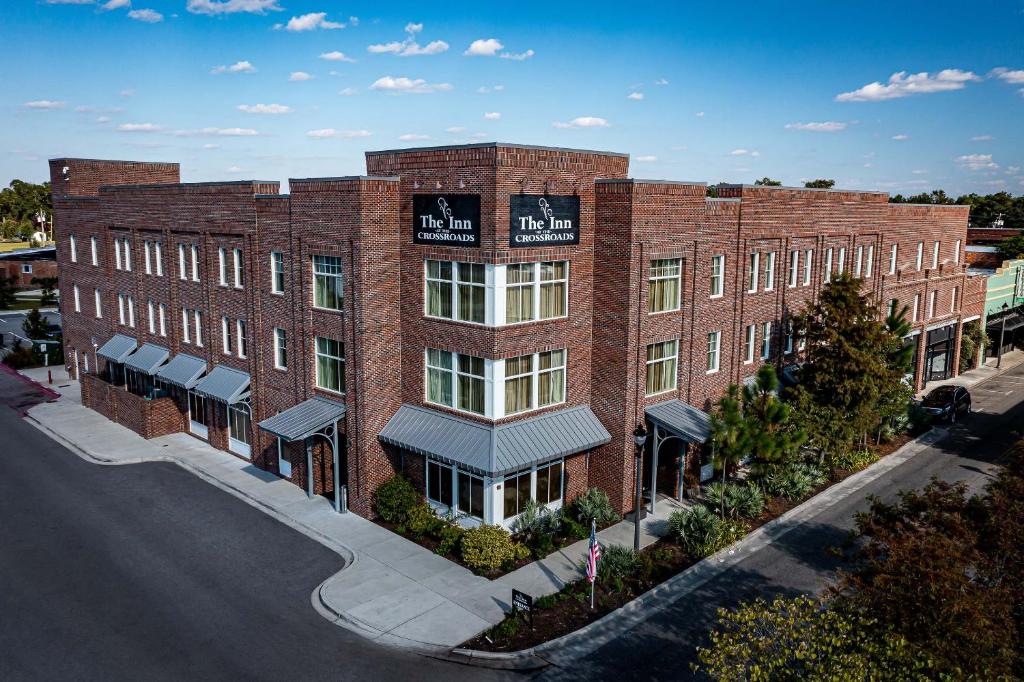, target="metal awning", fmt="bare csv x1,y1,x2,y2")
379,404,611,478
96,334,137,363
987,313,1024,332
645,399,711,443
192,365,250,404
124,343,170,375
258,397,346,442
156,353,207,389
